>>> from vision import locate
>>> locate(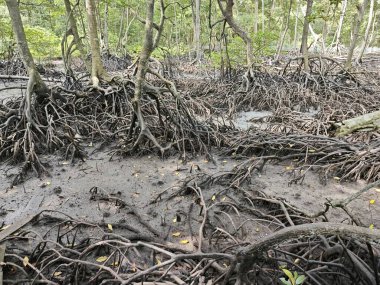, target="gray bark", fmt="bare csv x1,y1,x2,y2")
345,0,369,69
